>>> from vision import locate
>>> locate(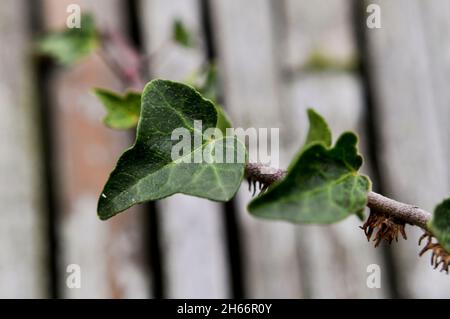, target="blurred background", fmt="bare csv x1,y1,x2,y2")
1,0,450,298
